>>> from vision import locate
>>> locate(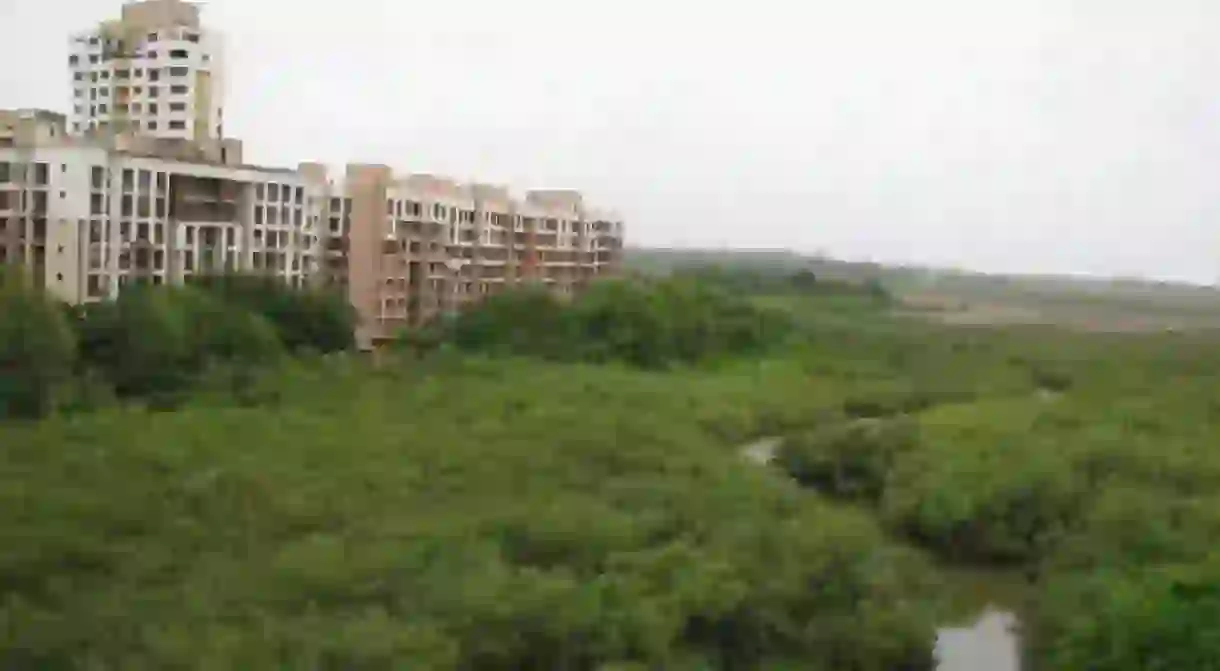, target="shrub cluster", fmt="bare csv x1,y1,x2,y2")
431,278,793,368
0,271,354,418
